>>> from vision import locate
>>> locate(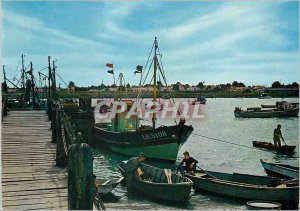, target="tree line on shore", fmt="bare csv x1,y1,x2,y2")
67,80,299,92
